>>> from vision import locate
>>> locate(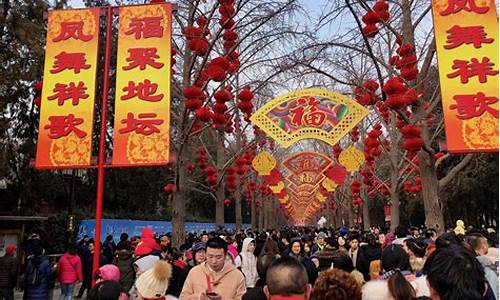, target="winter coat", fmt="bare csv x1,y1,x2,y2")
167,259,191,297
477,255,499,300
23,256,55,300
0,254,18,288
113,249,135,292
357,243,382,281
180,261,246,300
234,238,258,288
57,252,82,284
242,278,266,300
